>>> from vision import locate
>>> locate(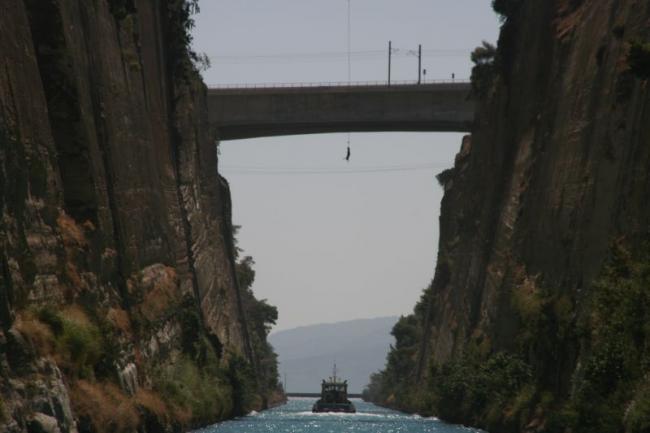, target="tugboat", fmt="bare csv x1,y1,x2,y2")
312,364,356,413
